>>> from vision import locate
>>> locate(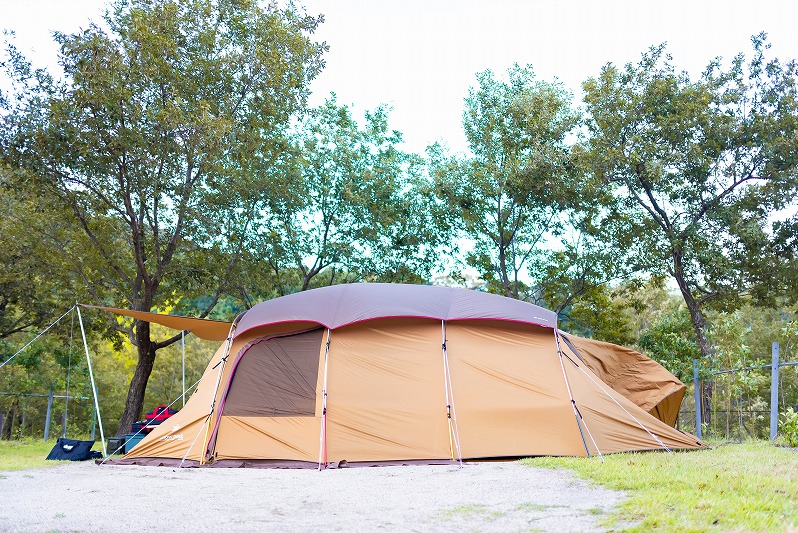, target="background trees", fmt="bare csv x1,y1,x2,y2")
241,96,444,300
1,4,796,442
0,0,325,434
581,35,798,423
582,35,798,363
430,65,585,300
